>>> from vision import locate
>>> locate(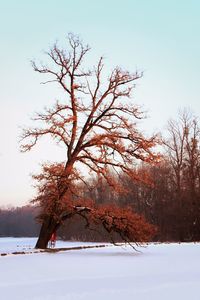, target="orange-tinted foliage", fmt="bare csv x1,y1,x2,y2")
32,163,156,245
